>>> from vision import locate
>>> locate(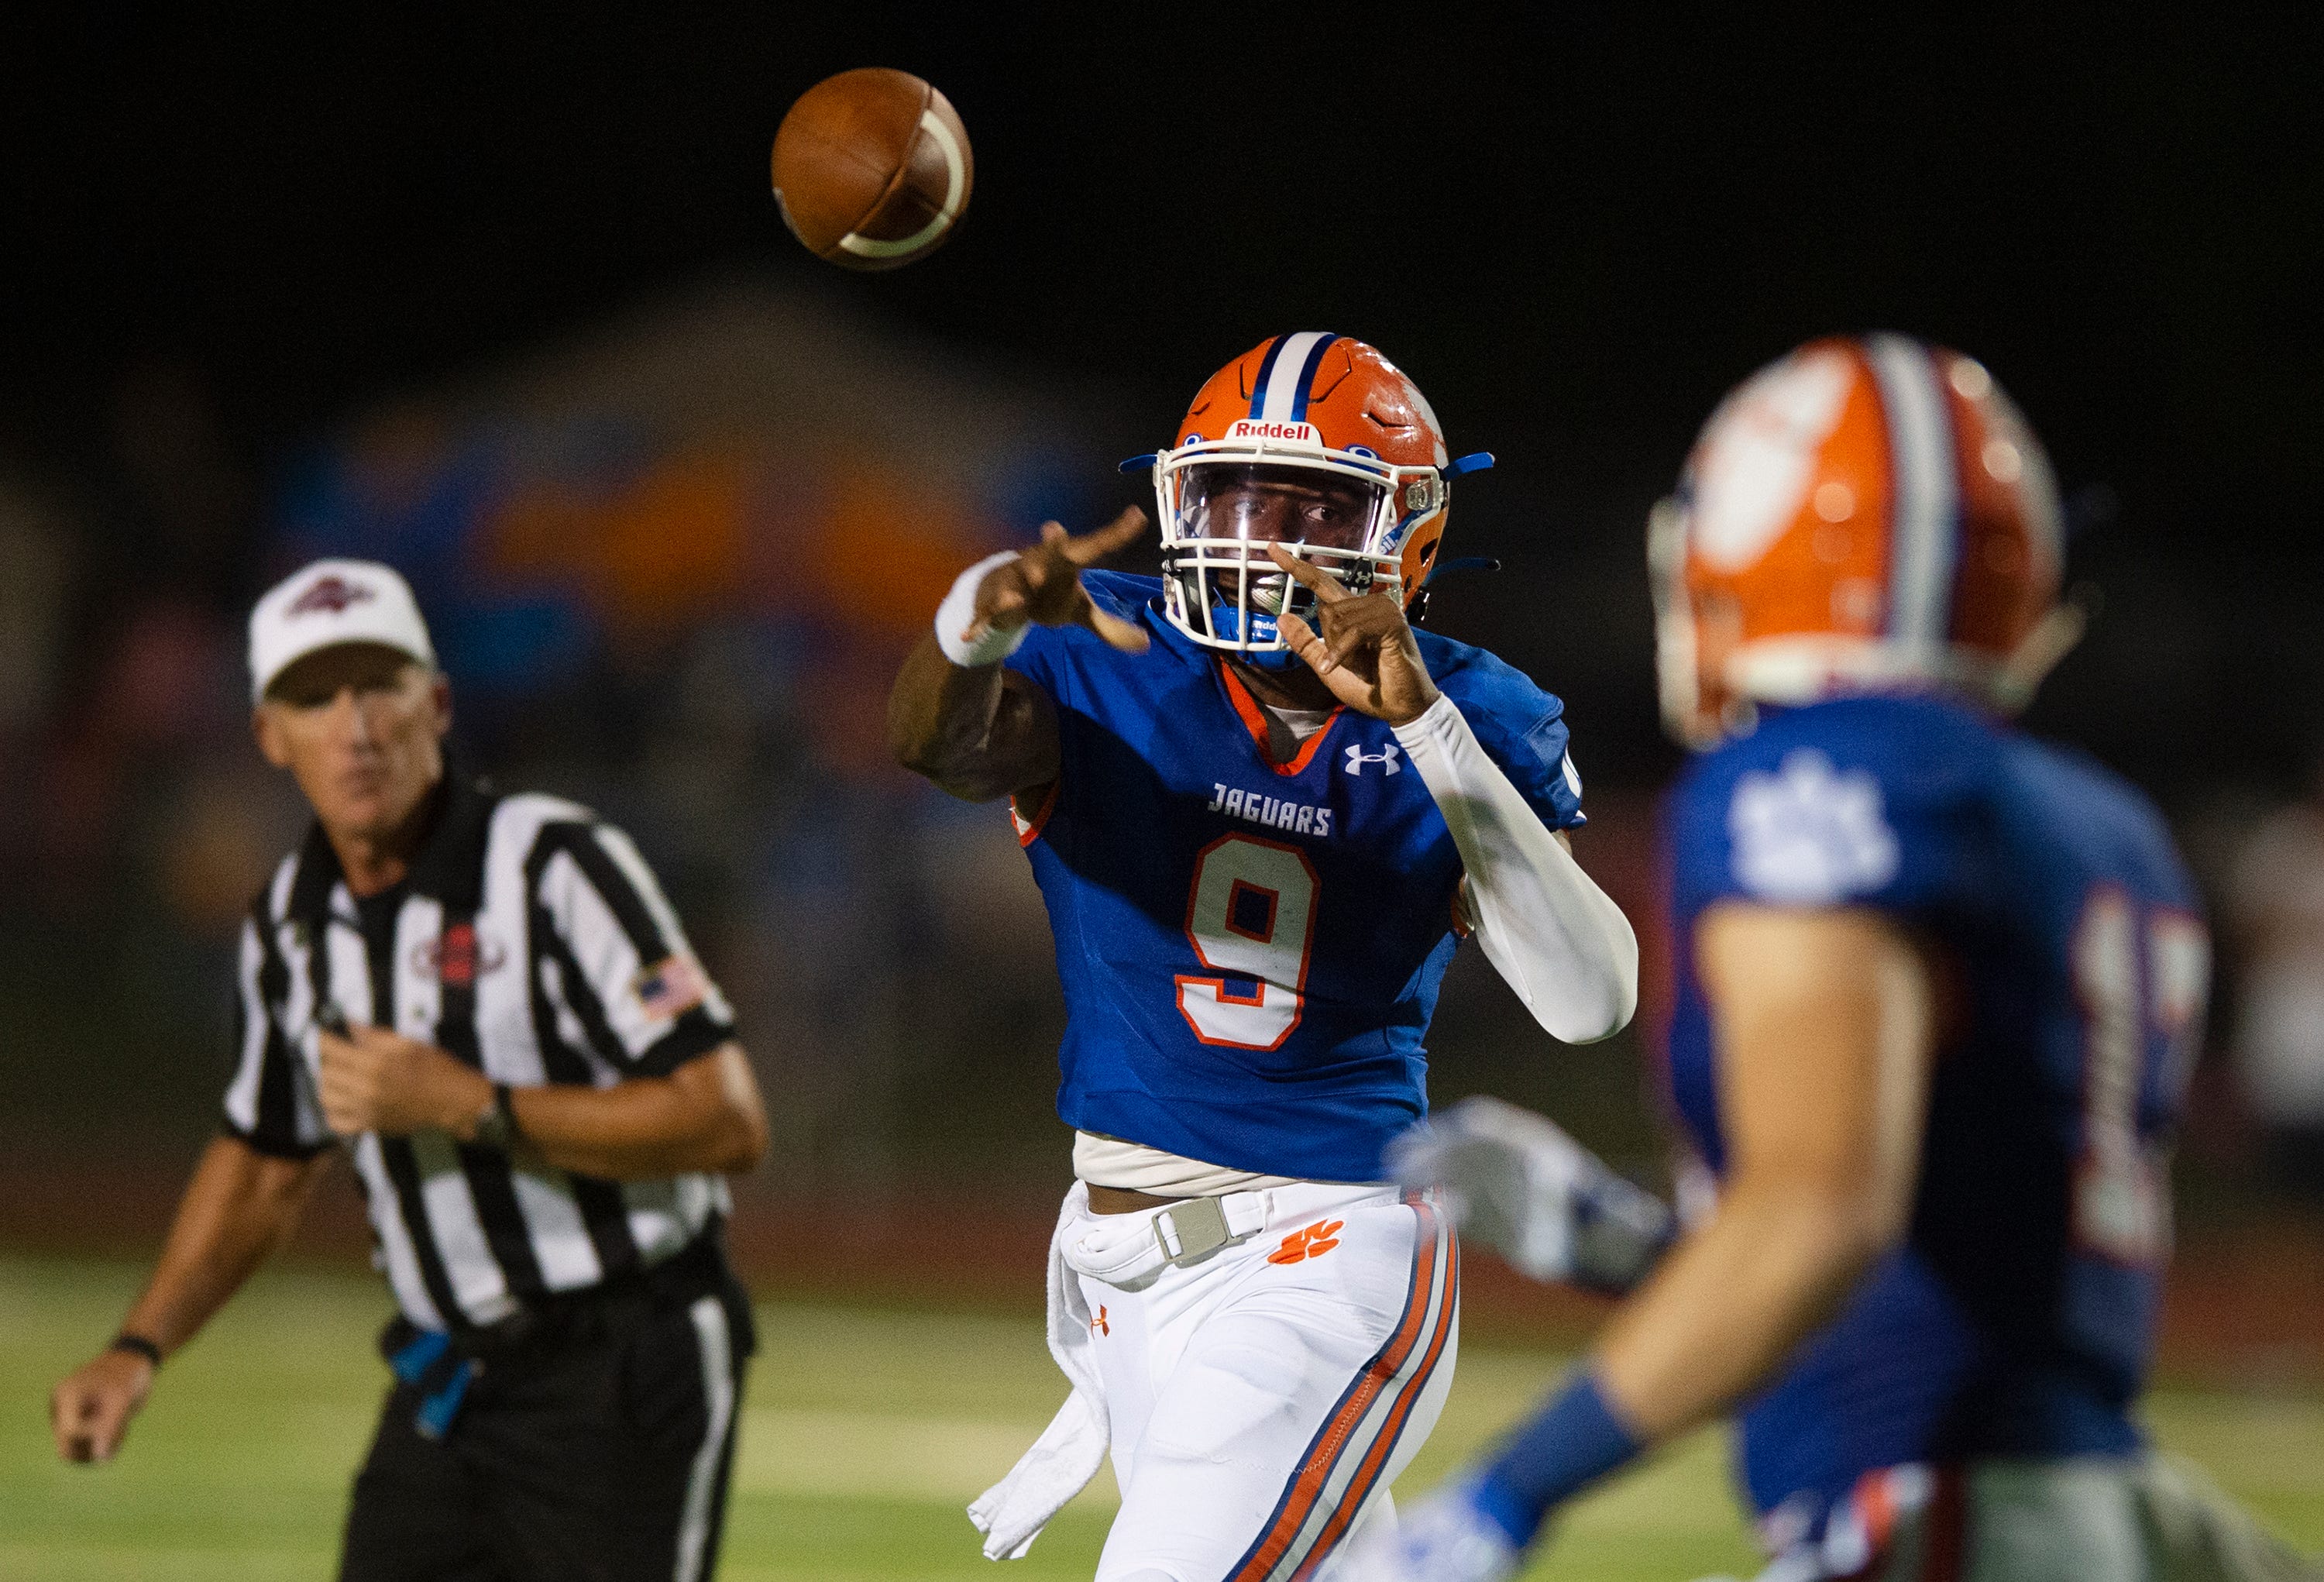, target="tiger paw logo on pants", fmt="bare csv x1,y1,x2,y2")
1267,1219,1345,1265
